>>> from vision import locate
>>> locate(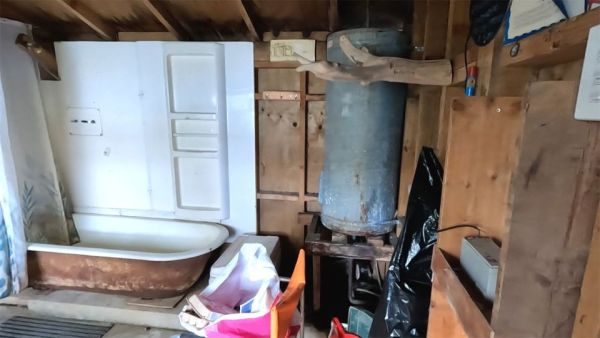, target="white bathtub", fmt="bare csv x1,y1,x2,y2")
27,213,229,297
